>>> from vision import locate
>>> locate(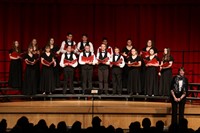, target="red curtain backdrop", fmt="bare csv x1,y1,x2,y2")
0,0,200,82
